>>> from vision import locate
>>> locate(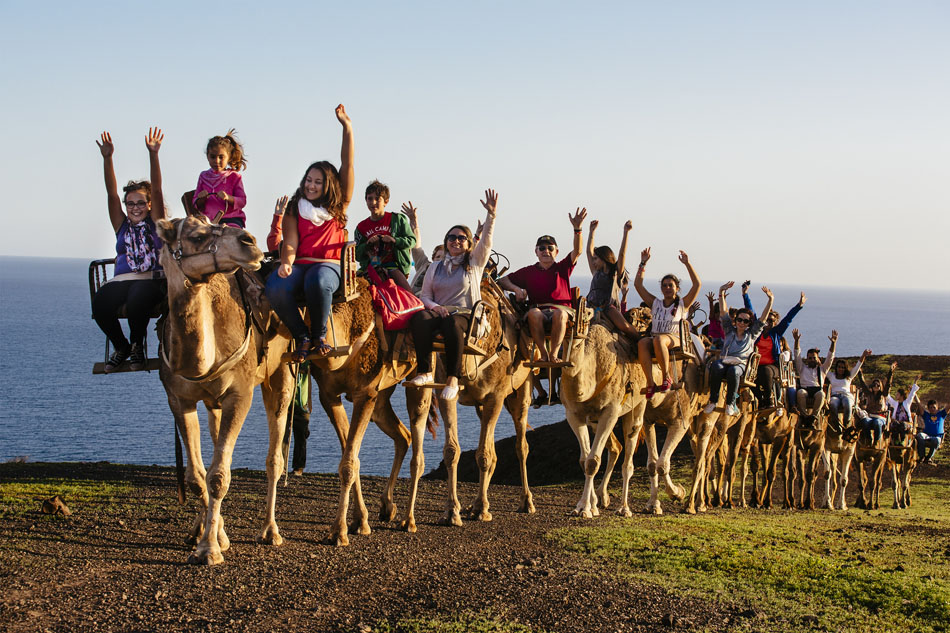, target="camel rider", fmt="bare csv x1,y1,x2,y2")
827,349,871,431
918,400,947,463
792,329,836,419
886,376,920,439
498,207,587,363
742,281,805,416
855,361,897,444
